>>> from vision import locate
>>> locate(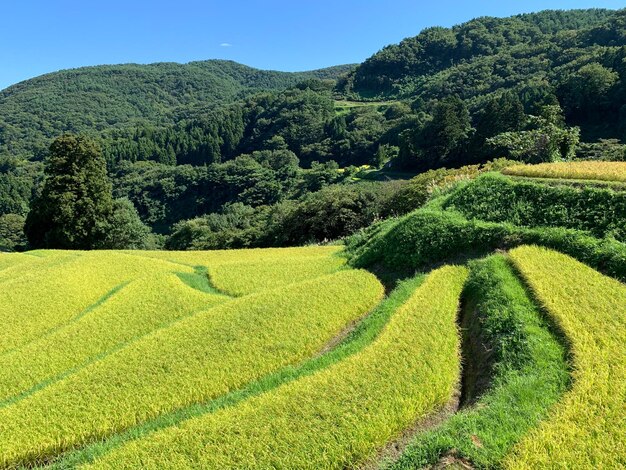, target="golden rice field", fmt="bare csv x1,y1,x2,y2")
0,251,187,355
0,271,226,404
0,247,382,467
507,246,626,469
206,255,347,296
0,252,39,271
86,265,467,469
503,161,626,182
0,244,624,469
